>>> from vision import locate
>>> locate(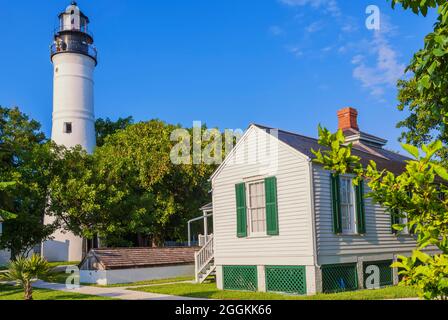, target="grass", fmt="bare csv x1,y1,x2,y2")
133,281,419,300
48,261,80,268
1,261,79,272
47,271,76,285
46,272,193,288
96,275,194,288
0,284,112,300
